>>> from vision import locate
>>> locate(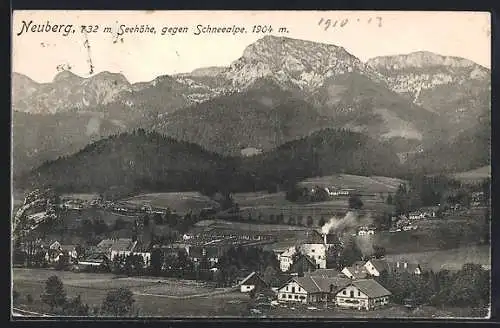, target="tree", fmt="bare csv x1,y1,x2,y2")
41,275,67,311
373,245,386,259
394,184,410,215
338,239,363,268
306,216,314,227
101,288,135,317
56,251,70,270
61,295,90,316
386,193,393,205
153,213,163,225
13,290,20,304
150,248,164,276
348,194,364,210
75,244,86,259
